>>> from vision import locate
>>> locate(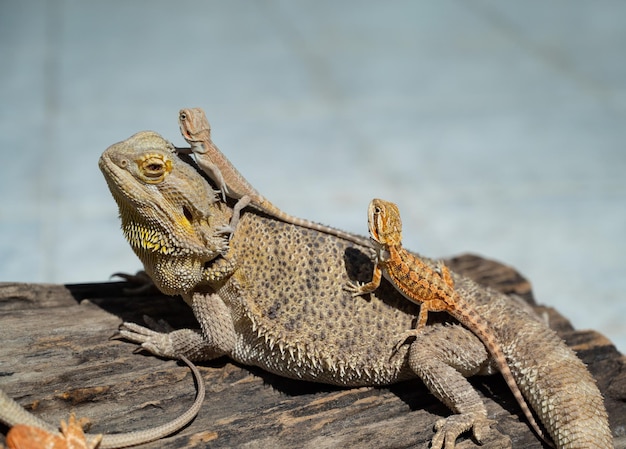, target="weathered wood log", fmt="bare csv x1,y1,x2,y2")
0,254,624,448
